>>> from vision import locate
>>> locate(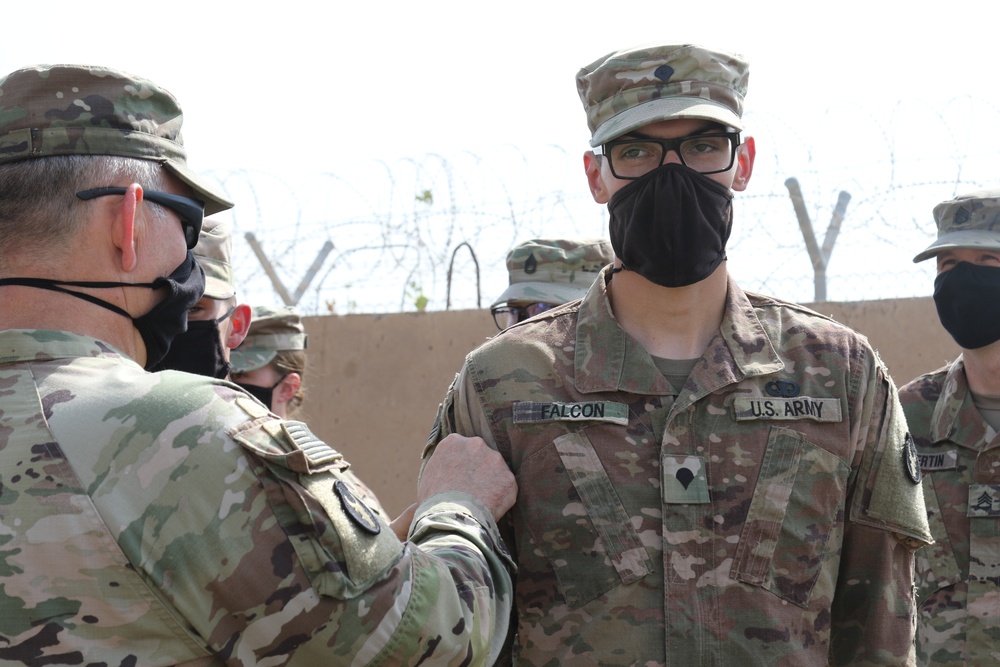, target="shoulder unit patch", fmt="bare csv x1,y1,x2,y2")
334,480,381,535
